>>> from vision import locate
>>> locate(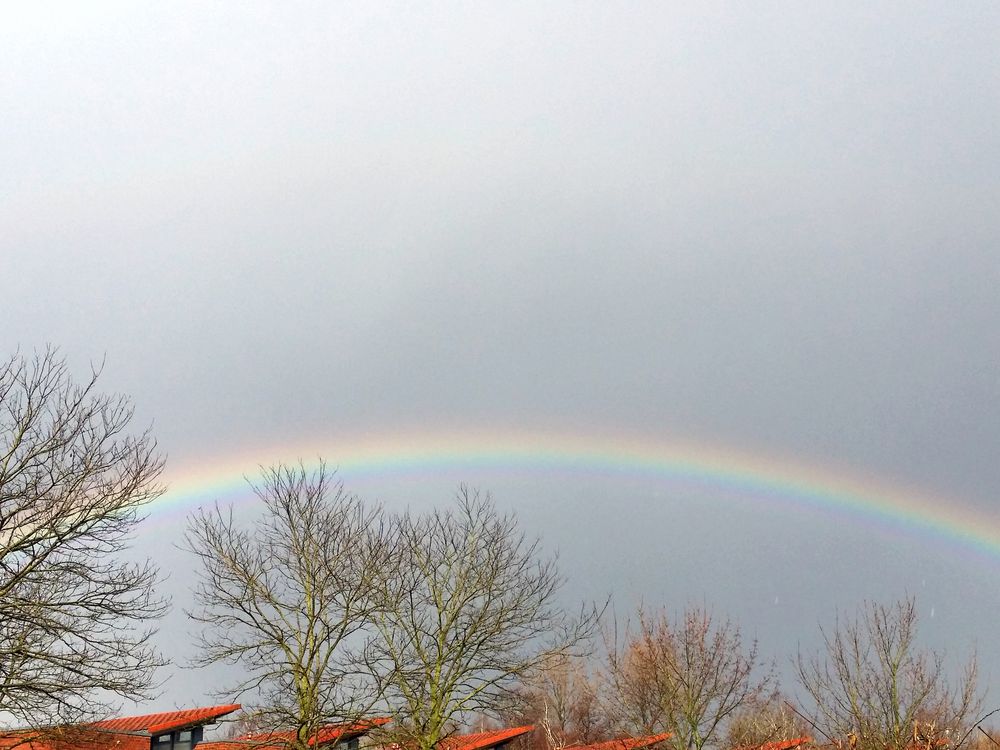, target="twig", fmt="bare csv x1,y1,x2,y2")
782,701,833,745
